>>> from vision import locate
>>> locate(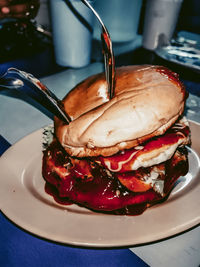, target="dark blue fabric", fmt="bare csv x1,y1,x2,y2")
0,135,148,267
0,135,11,155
